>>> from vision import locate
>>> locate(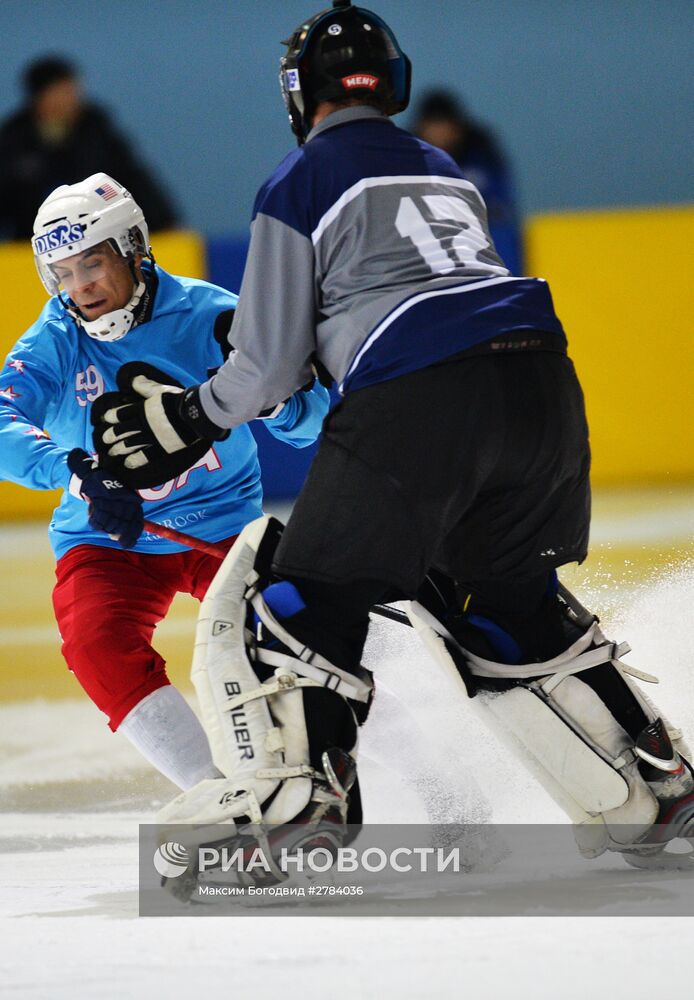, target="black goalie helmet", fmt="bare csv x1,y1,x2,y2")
279,0,412,144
